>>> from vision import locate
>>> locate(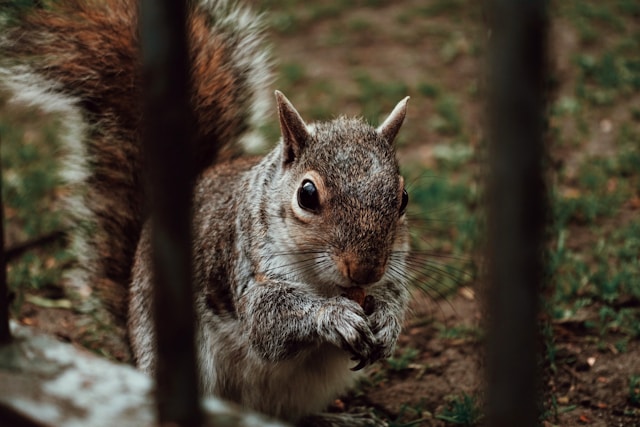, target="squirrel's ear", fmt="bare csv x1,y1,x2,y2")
275,90,309,165
377,96,410,145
